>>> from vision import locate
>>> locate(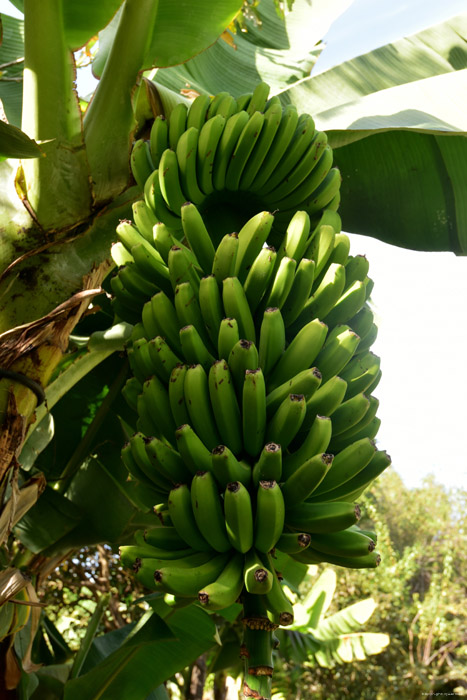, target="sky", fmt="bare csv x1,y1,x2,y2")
1,0,466,492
